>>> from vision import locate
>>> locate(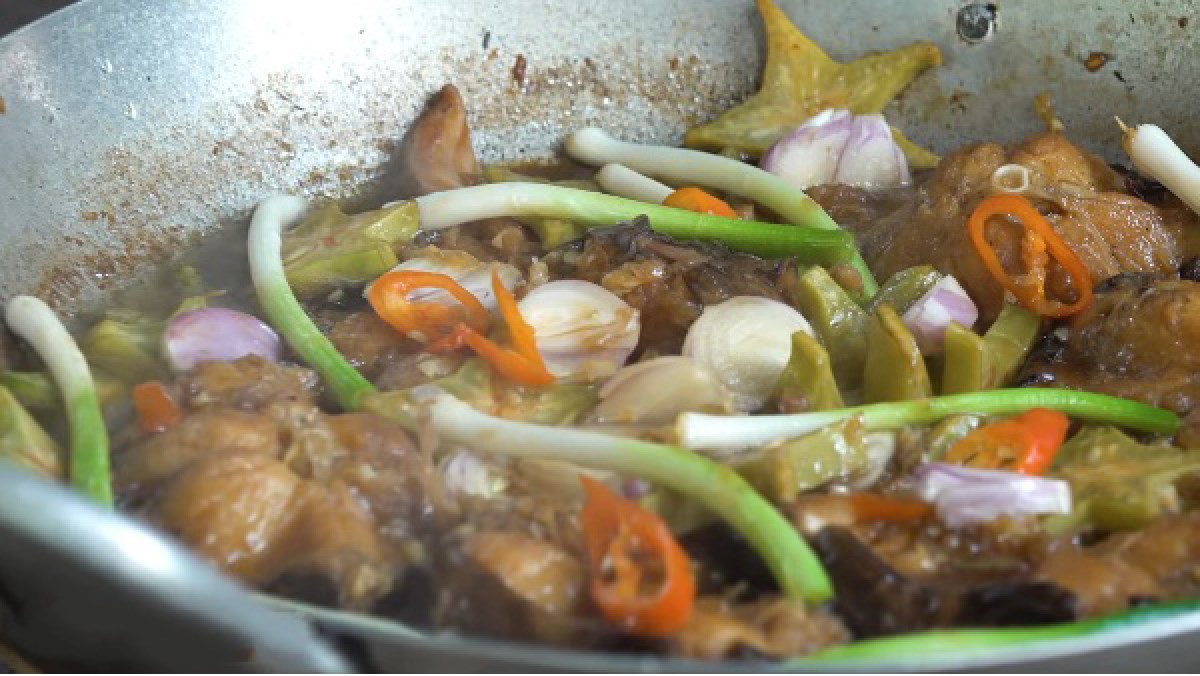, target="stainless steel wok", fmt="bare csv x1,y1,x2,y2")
1,0,1198,670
